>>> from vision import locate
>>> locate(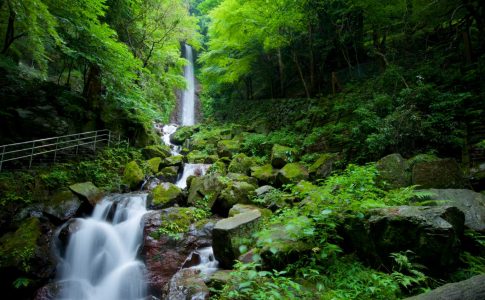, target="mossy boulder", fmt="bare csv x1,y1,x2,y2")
309,153,338,180
149,183,183,209
163,155,184,167
147,157,162,173
376,153,410,189
229,204,272,219
405,274,485,300
207,270,233,291
213,181,257,216
276,163,309,185
412,158,465,189
251,164,277,185
41,189,82,221
162,268,209,300
226,173,258,187
69,182,103,206
187,150,218,164
170,126,194,145
271,144,298,168
156,166,180,183
228,153,258,175
217,139,241,158
188,174,227,208
253,186,293,211
123,161,145,190
208,160,227,175
142,144,171,160
212,210,263,268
